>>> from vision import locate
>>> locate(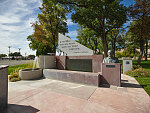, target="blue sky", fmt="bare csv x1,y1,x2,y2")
0,0,135,56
